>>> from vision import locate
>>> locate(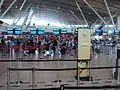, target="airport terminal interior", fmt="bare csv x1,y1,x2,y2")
0,0,120,90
